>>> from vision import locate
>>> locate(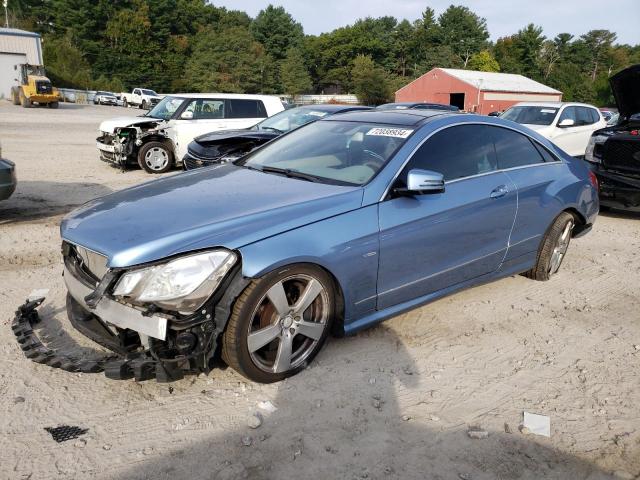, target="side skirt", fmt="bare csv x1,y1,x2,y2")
343,259,534,335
